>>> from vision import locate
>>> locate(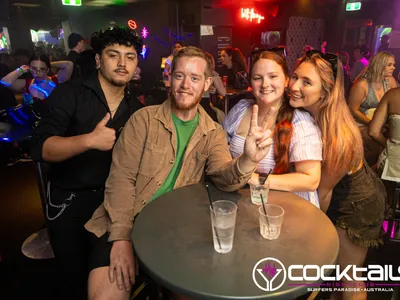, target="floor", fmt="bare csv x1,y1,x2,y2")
0,162,399,300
